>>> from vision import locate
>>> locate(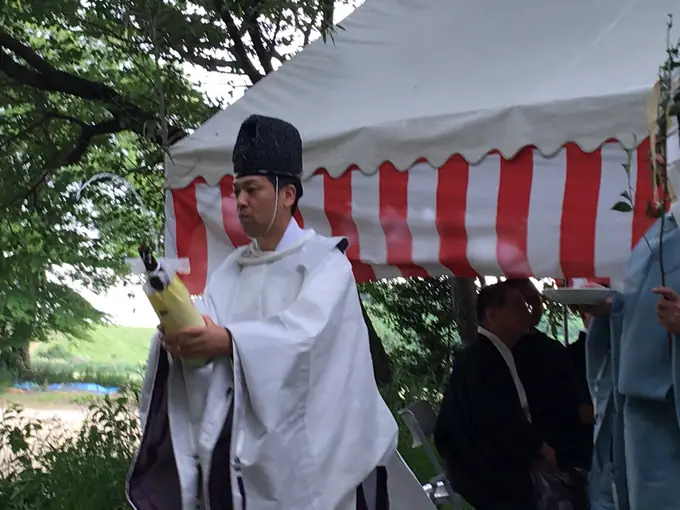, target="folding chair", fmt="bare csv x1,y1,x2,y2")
399,400,464,509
